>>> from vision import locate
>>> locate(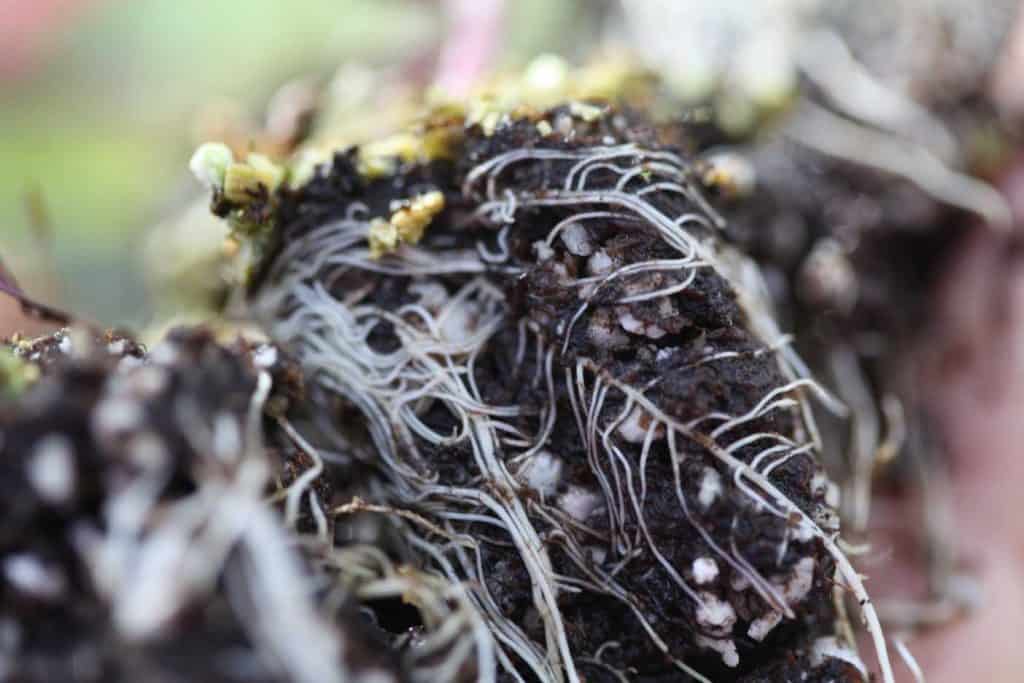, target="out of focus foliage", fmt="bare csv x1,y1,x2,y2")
0,0,585,326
